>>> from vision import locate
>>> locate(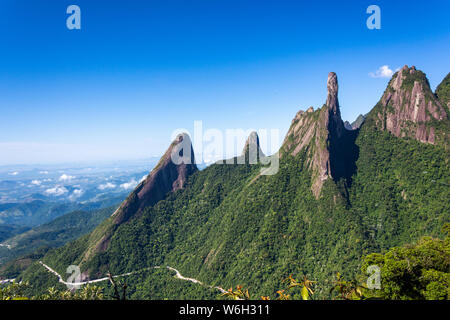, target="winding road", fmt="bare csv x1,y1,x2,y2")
0,278,15,285
38,261,227,293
